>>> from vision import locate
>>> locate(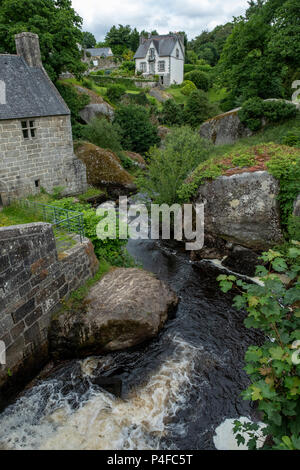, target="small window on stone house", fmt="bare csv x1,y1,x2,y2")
21,120,36,139
158,61,165,72
140,62,147,72
176,48,179,59
149,48,155,59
